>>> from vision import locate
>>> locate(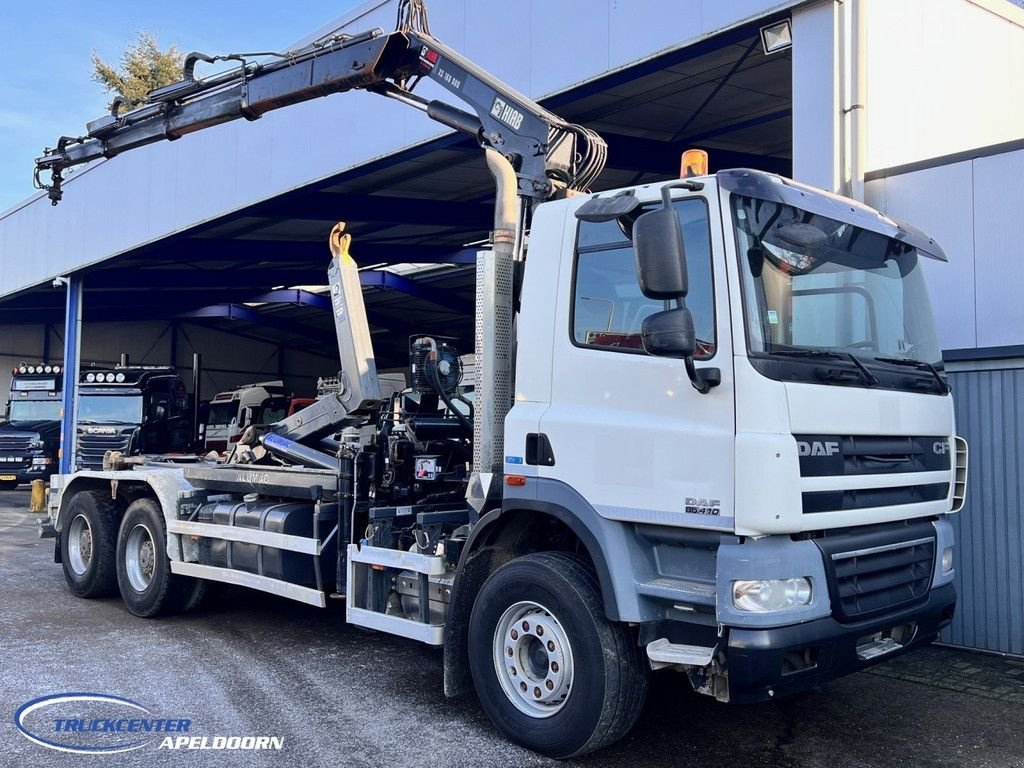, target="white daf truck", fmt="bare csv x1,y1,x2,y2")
35,1,966,758
204,380,288,453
